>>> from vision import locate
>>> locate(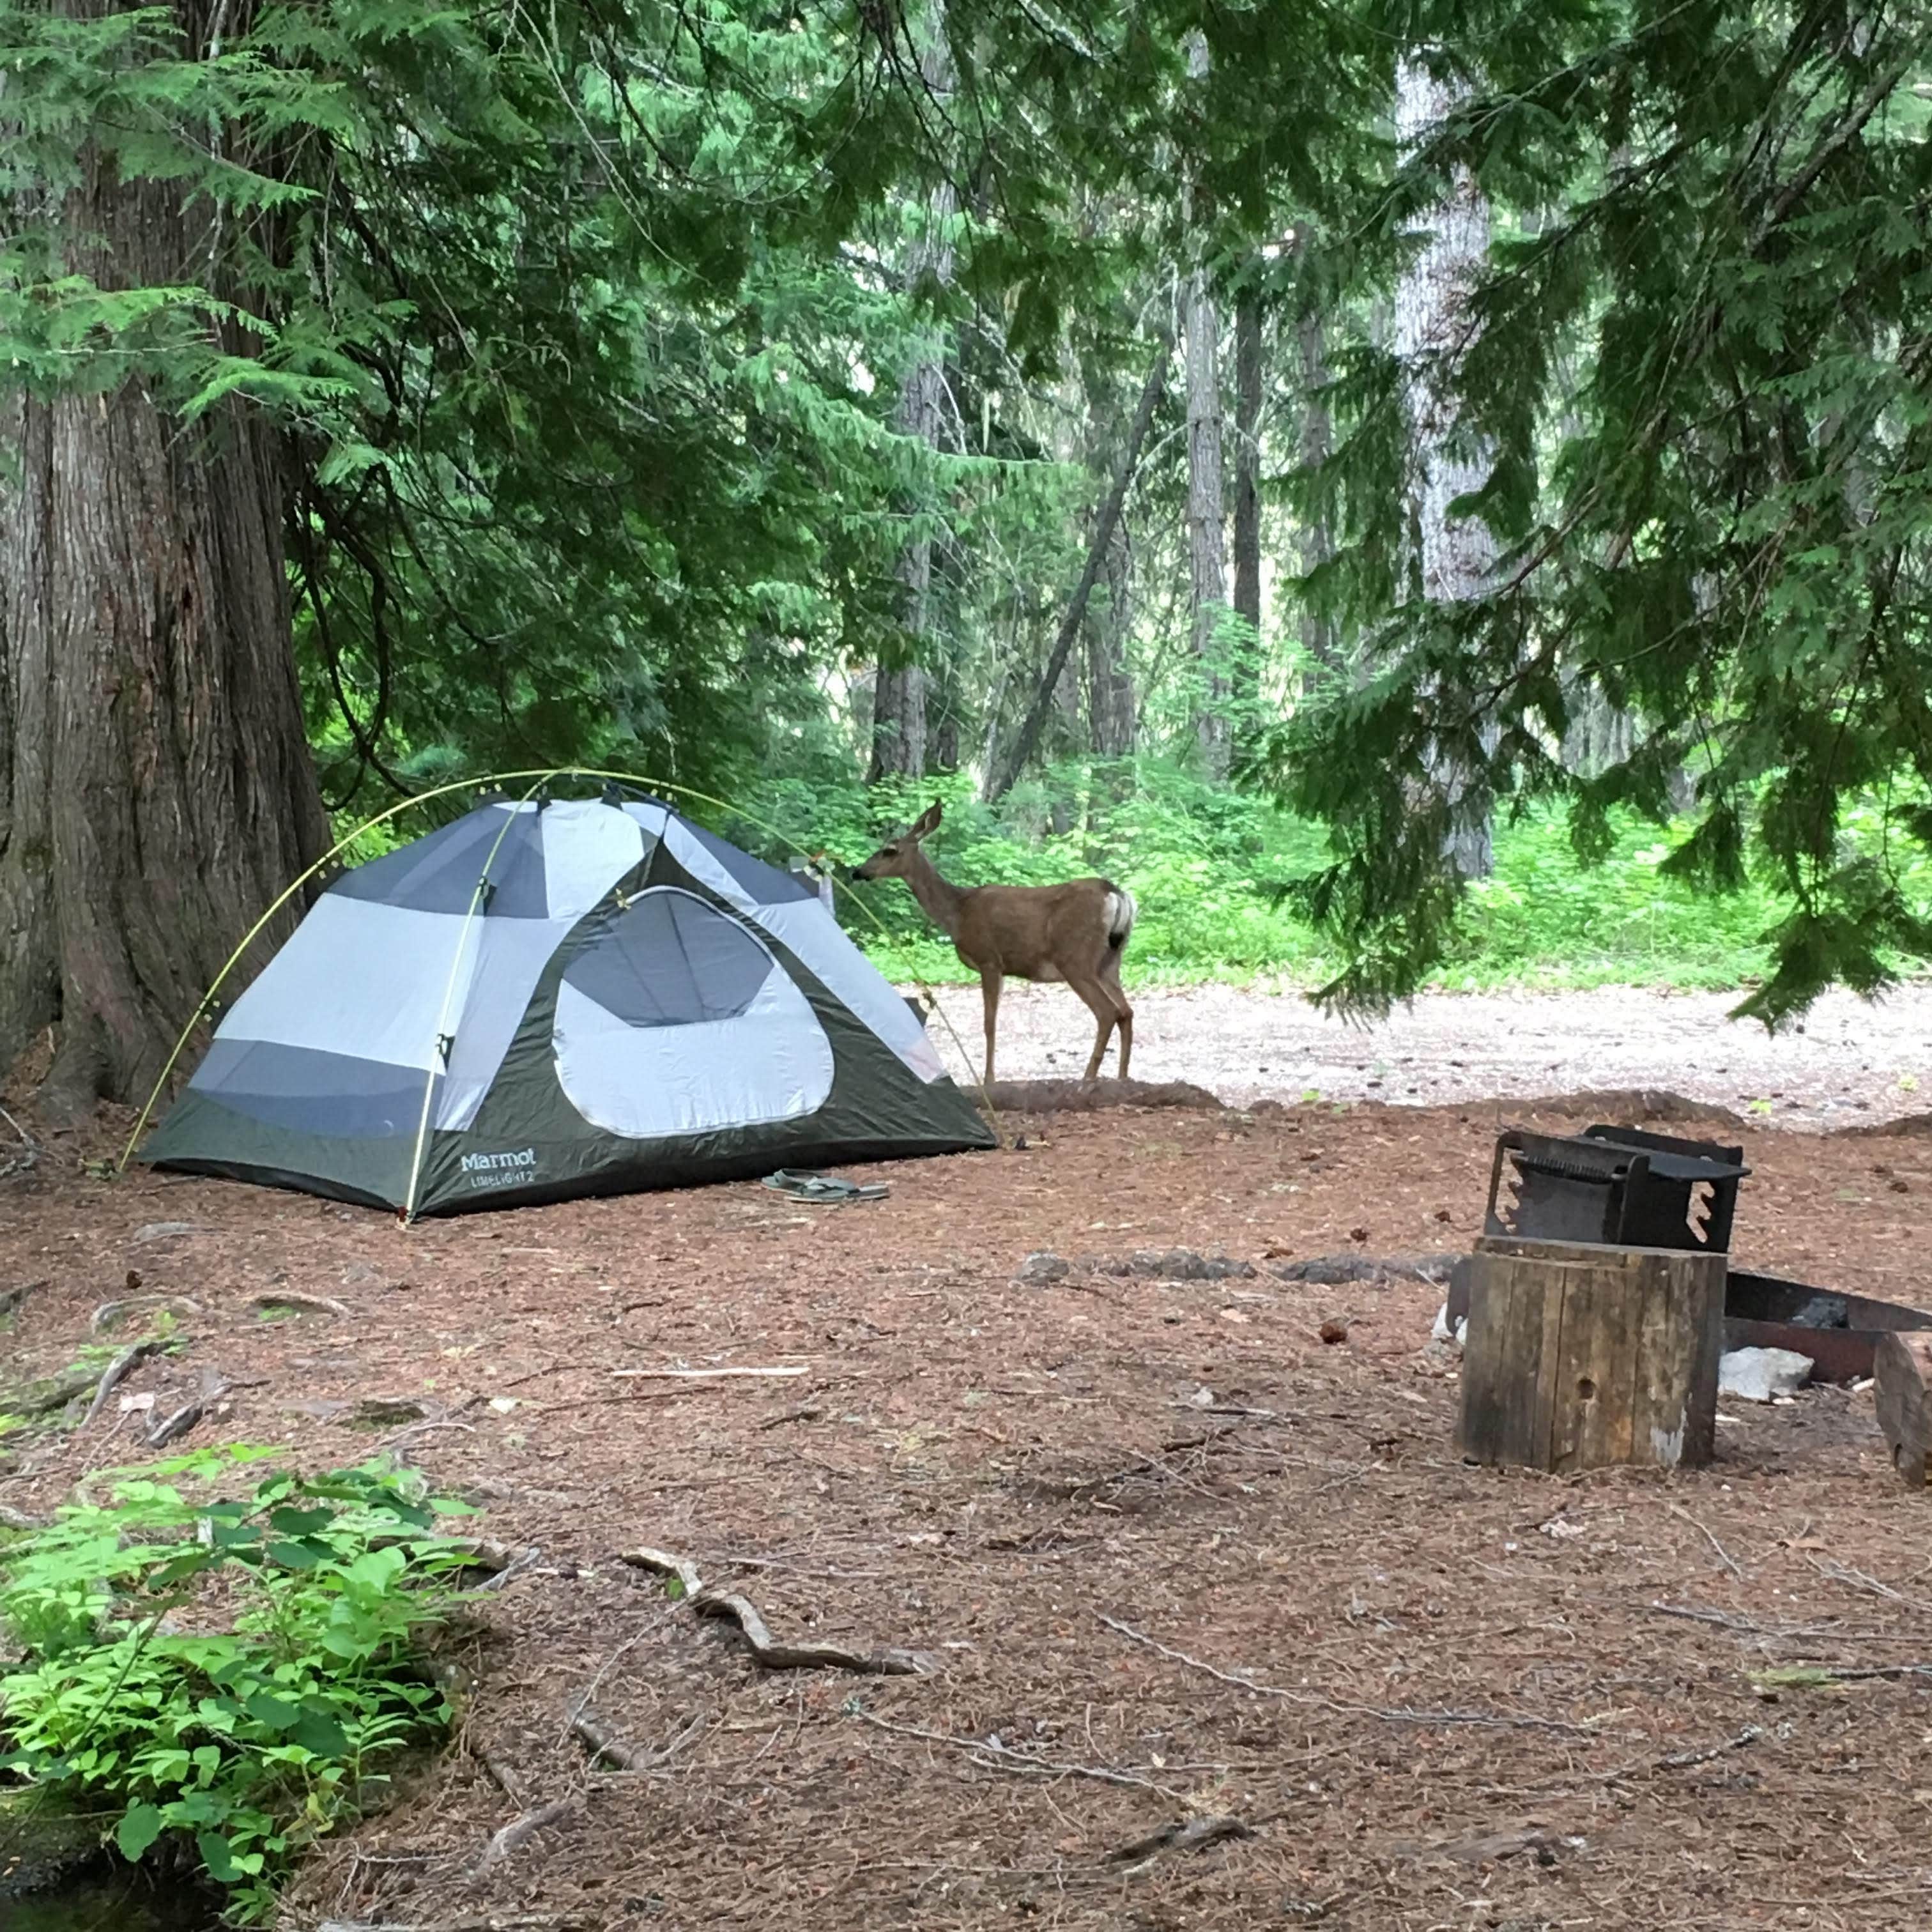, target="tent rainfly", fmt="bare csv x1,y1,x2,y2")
141,793,995,1216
